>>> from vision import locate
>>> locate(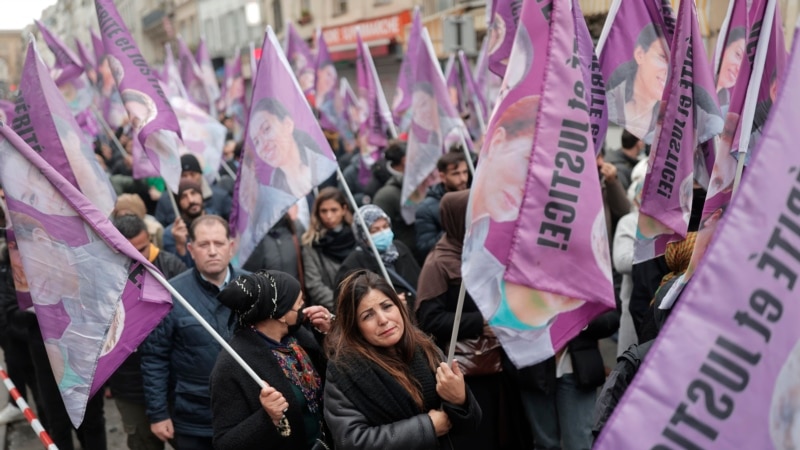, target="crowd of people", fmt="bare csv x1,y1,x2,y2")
0,100,689,450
